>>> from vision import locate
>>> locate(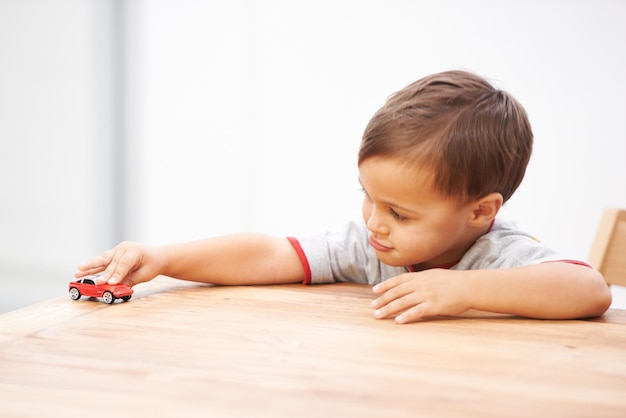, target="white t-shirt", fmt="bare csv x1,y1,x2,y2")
288,218,586,285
